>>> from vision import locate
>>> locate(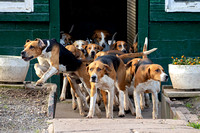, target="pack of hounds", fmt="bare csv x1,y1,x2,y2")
21,25,168,119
